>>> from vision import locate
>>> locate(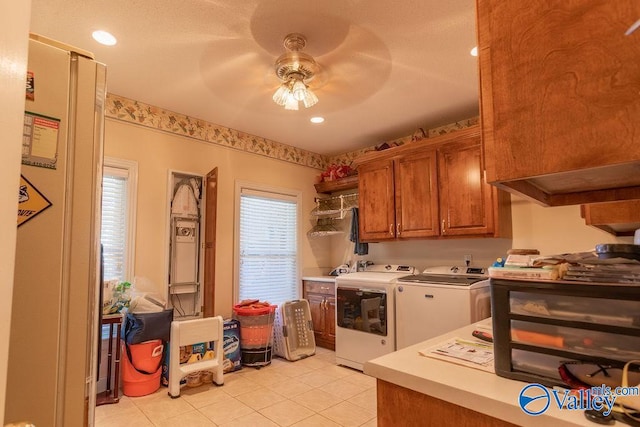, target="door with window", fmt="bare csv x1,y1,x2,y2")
235,184,301,307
